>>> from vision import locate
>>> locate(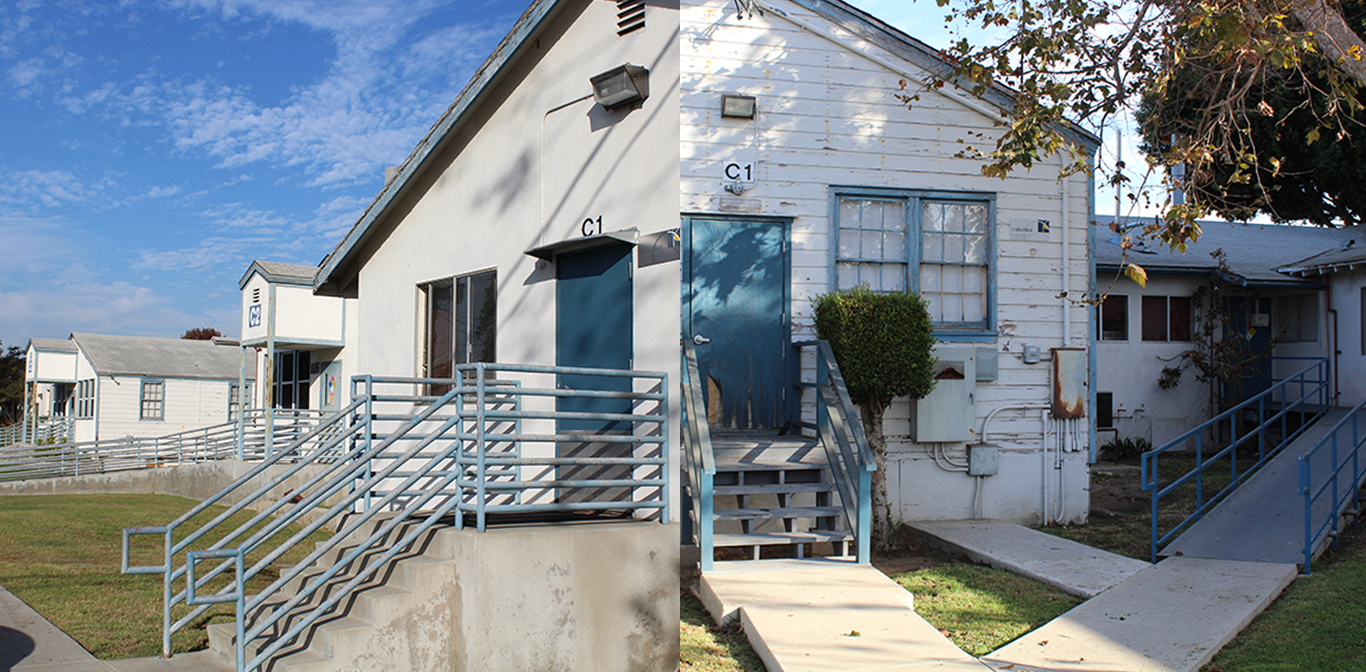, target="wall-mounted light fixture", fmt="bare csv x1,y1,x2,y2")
591,64,650,110
721,94,757,119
